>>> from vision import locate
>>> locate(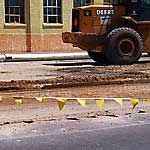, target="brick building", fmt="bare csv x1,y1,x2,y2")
0,0,103,53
